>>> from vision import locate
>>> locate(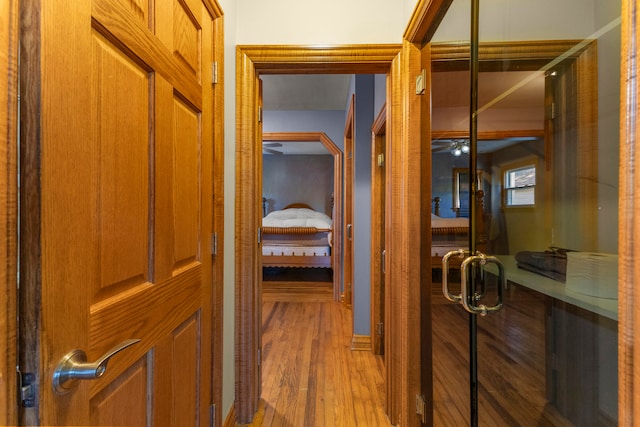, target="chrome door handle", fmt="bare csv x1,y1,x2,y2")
460,254,505,316
441,249,467,302
53,339,141,393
